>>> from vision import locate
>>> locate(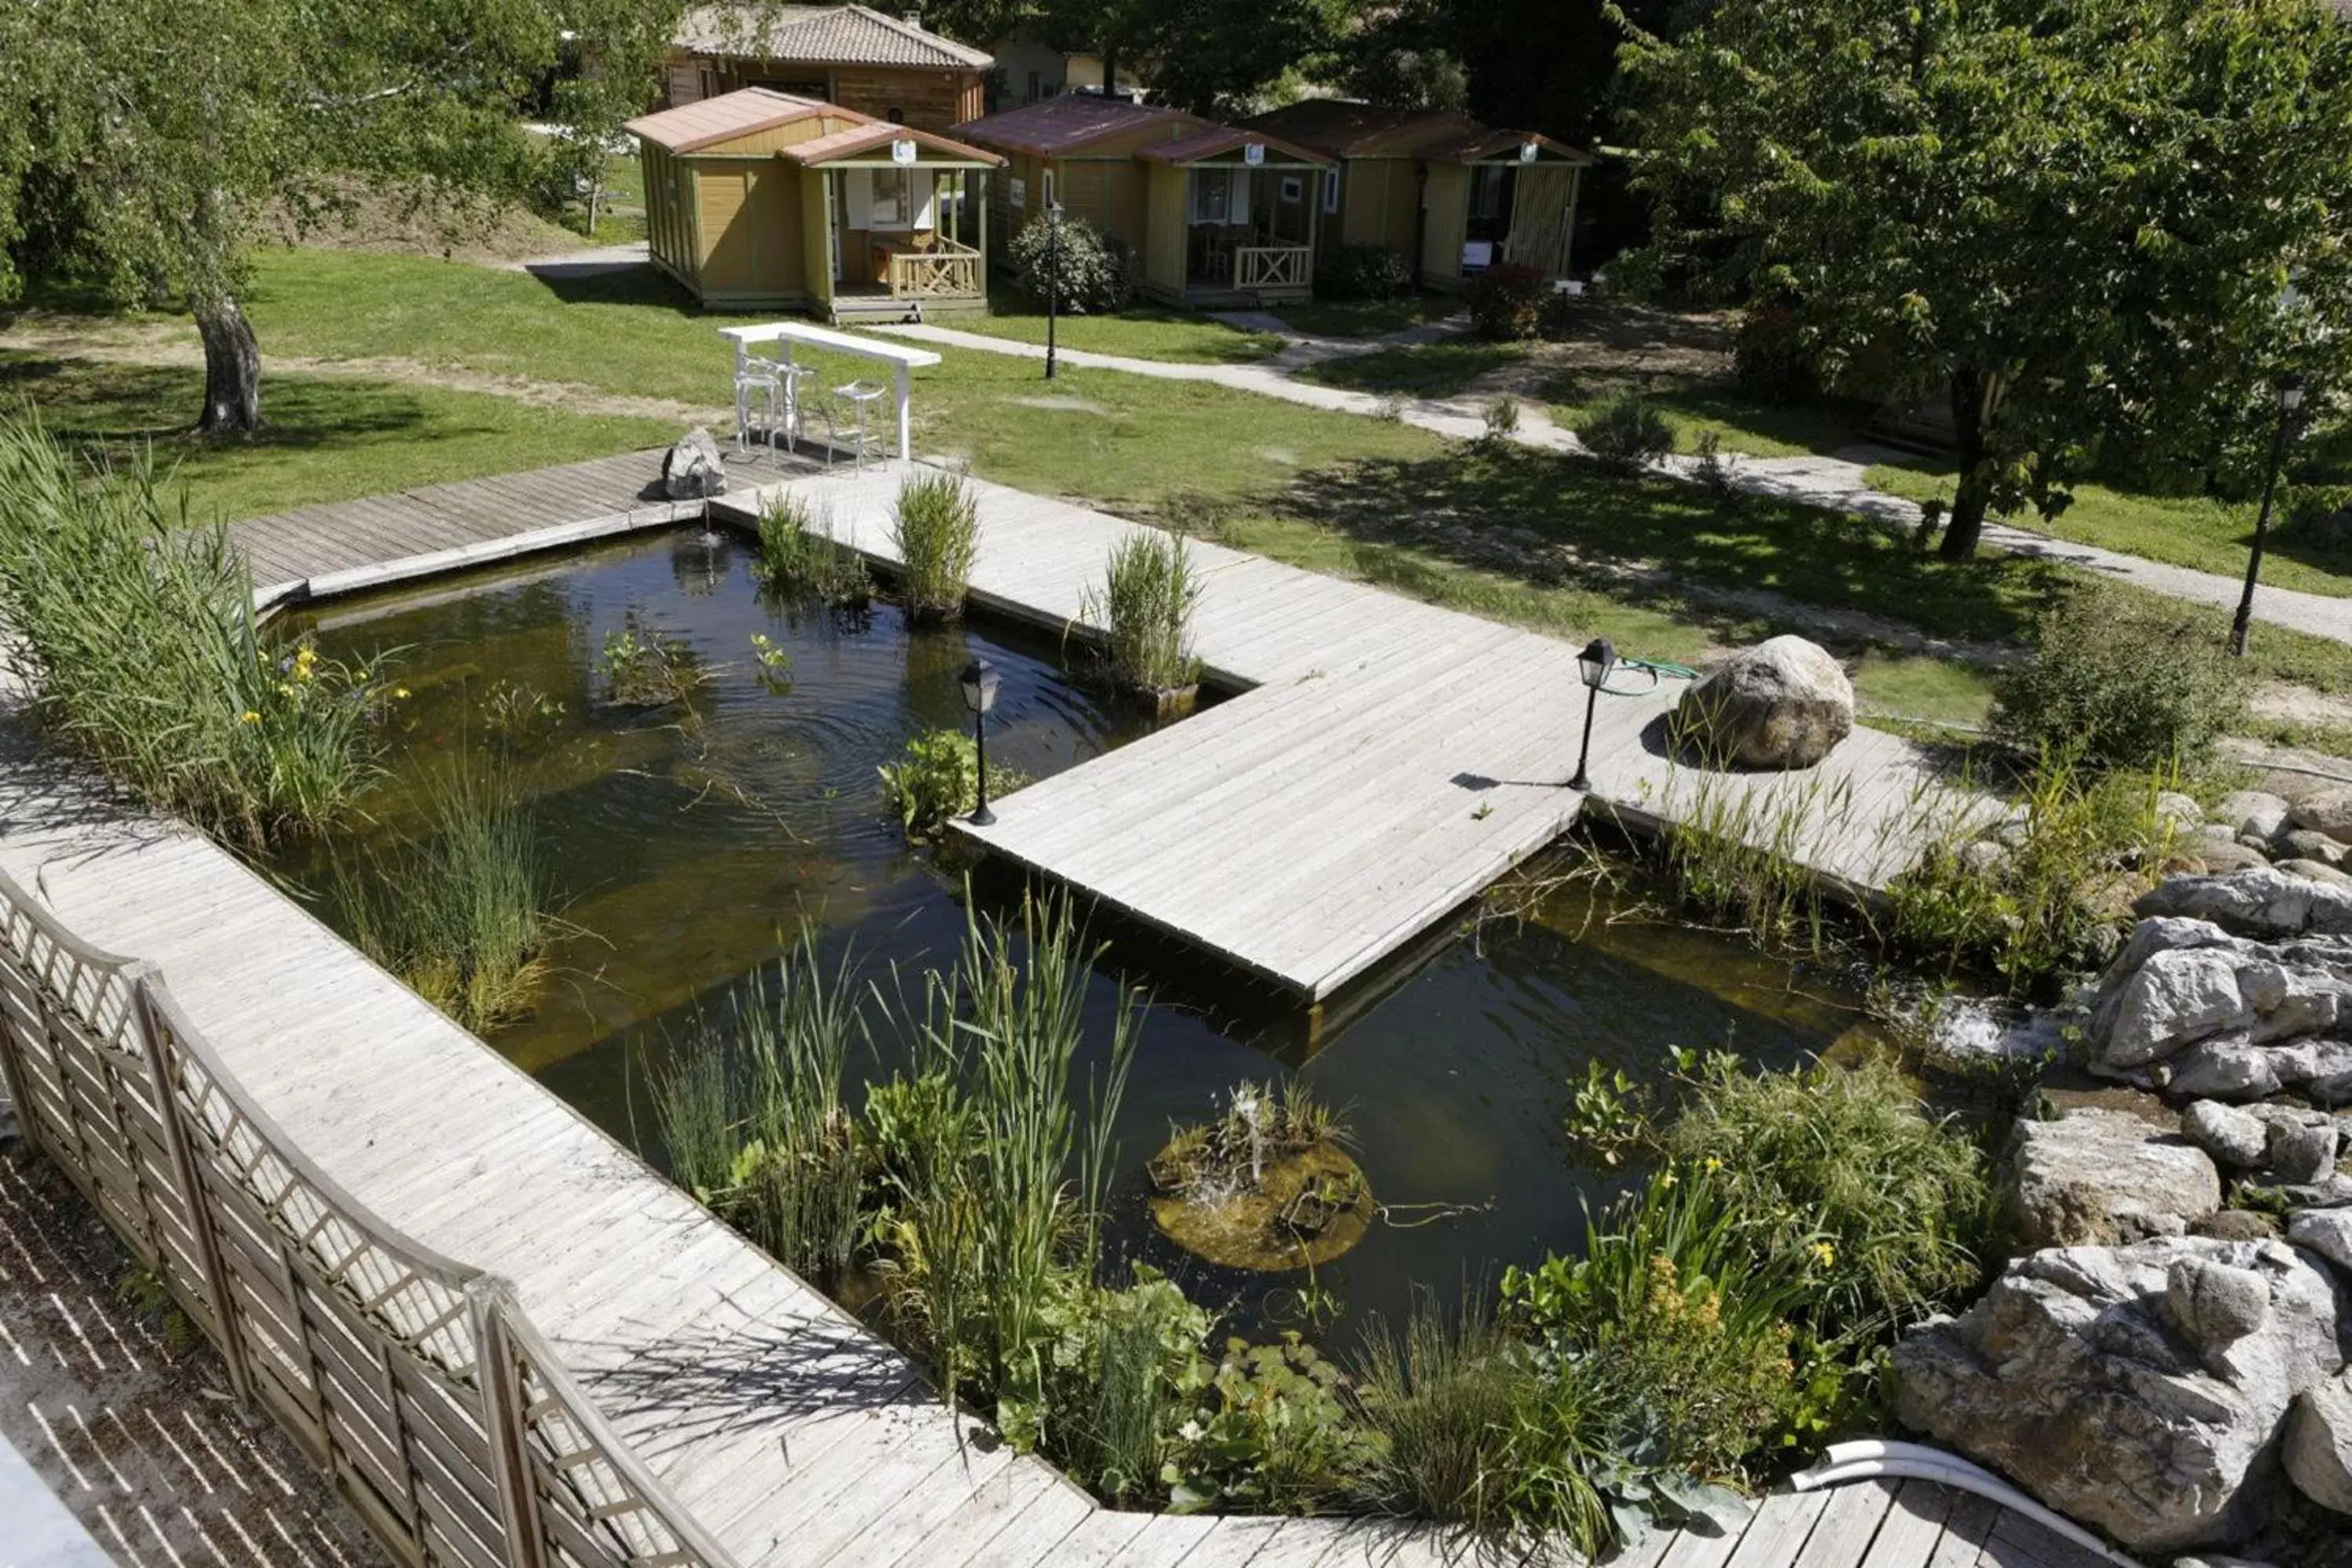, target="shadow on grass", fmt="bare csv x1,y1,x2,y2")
522,259,708,317
1297,342,1526,399
1269,445,2068,652
0,354,439,458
